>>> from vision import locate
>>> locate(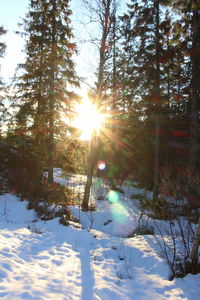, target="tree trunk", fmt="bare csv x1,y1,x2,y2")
189,1,200,171
48,0,56,184
153,113,160,195
96,0,112,103
83,0,112,209
153,0,161,196
48,115,54,184
82,137,95,210
189,217,200,265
